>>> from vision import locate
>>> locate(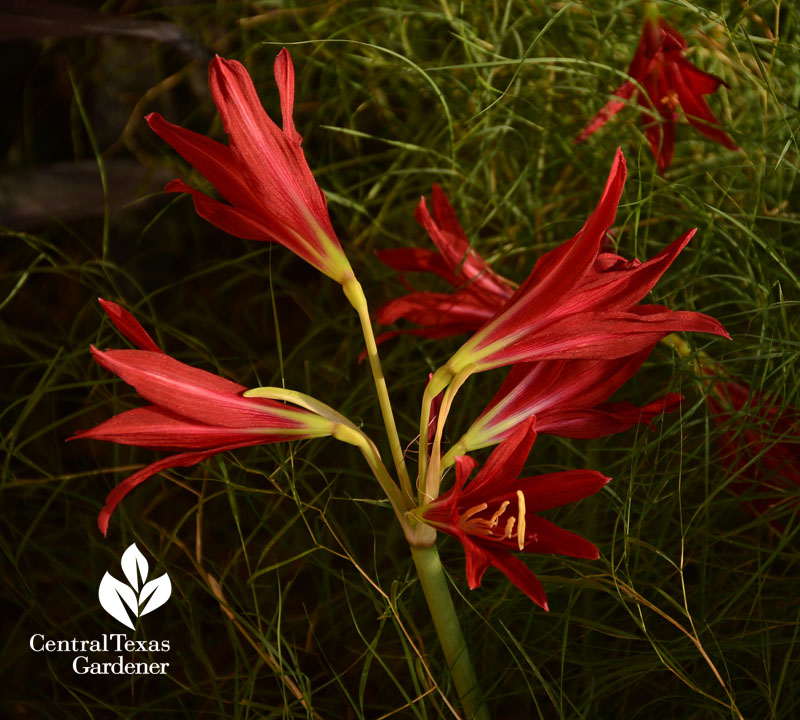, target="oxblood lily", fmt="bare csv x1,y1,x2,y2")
420,419,608,609
433,148,729,394
375,184,513,341
706,377,799,521
446,348,682,459
147,50,353,284
72,299,335,535
576,13,738,172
